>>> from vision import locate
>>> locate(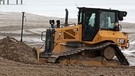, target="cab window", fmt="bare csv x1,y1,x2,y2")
88,13,96,27
84,12,96,28
100,11,116,30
